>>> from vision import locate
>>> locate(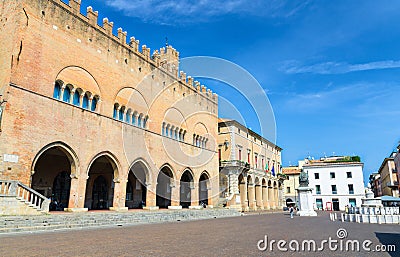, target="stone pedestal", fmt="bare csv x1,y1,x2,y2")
296,187,317,216
168,205,182,210
109,207,128,212
64,208,88,212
